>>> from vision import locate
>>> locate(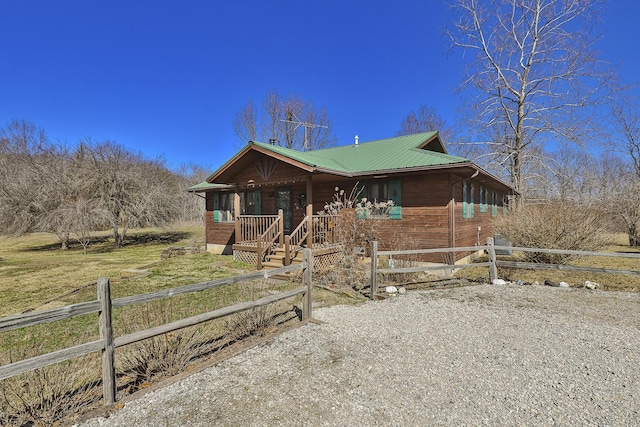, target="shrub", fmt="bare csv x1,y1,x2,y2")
0,355,101,427
492,202,610,264
317,185,407,290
